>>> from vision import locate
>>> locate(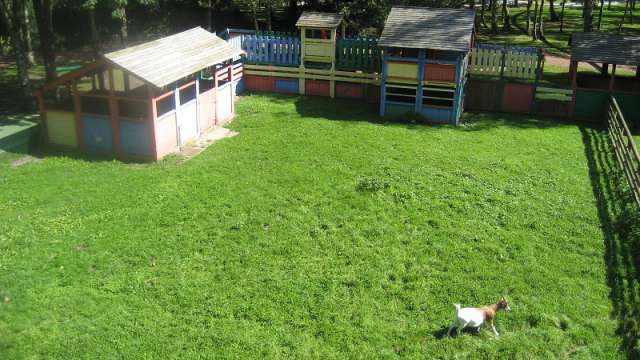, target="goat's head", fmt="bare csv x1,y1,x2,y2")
498,296,511,312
